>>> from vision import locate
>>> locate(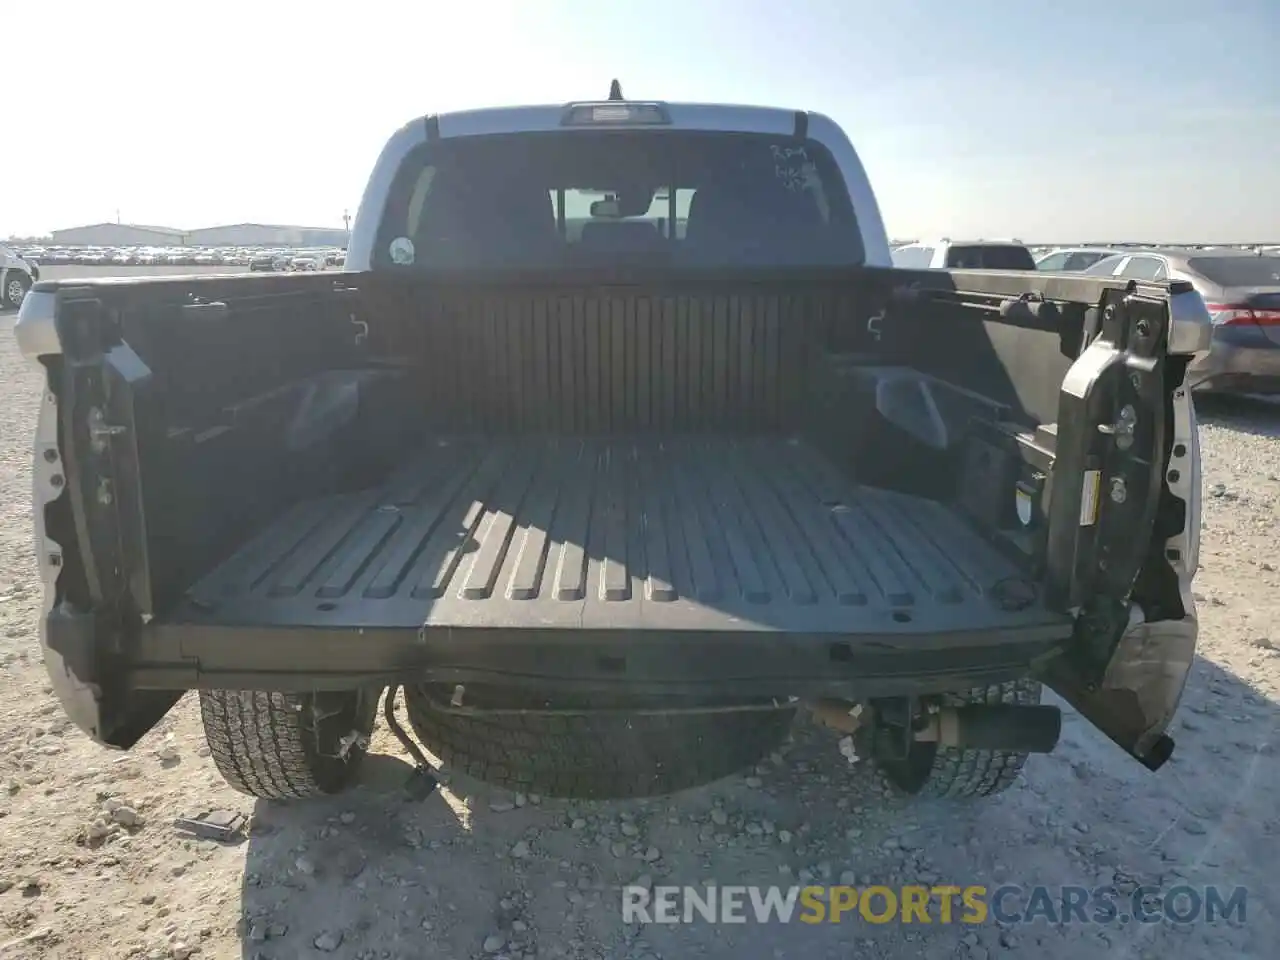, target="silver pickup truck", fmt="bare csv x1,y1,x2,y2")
2,245,38,310
15,87,1210,806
